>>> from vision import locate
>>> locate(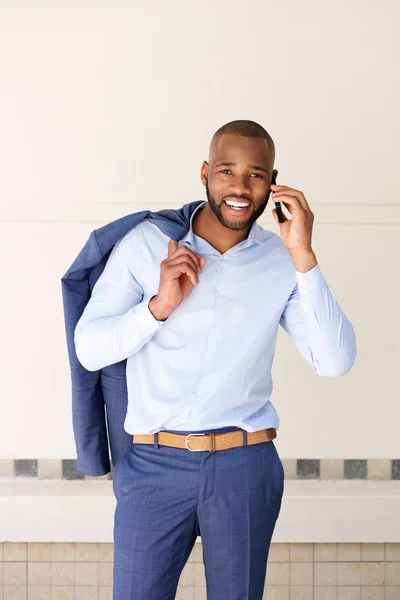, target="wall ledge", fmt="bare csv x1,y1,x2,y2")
1,479,399,543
